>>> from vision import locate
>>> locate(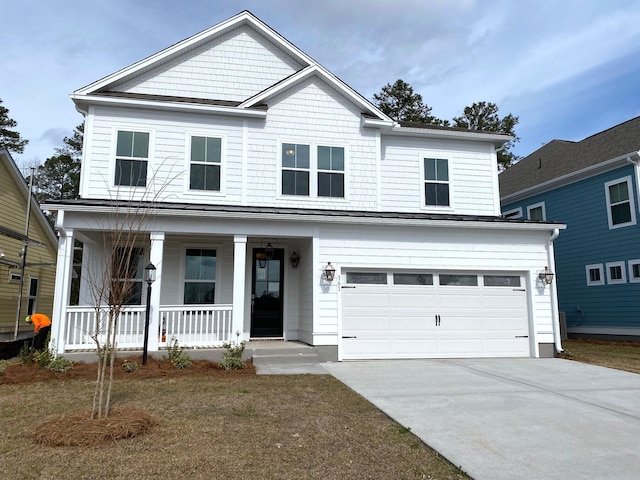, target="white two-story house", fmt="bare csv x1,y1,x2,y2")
46,11,564,360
